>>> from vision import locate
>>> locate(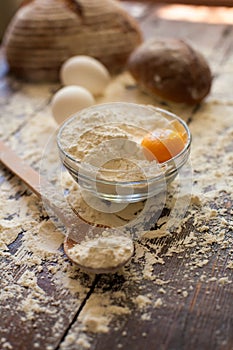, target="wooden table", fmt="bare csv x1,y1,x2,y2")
0,2,233,350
